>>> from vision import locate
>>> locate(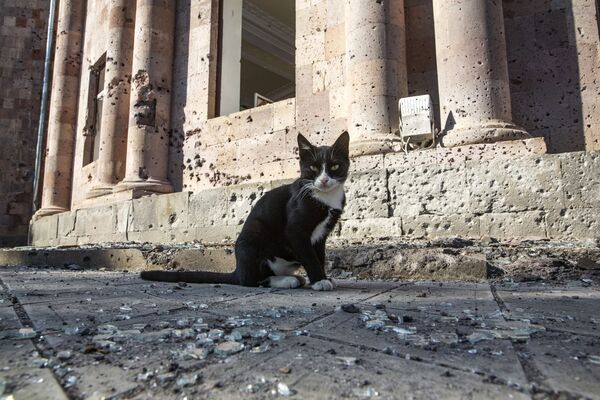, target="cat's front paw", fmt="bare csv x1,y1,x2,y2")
311,279,335,291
